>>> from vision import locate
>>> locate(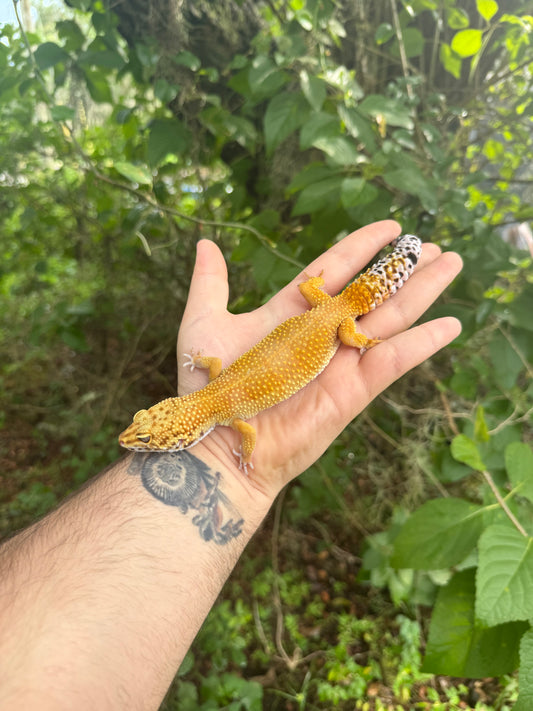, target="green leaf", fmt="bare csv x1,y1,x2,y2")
446,7,470,29
67,0,92,9
391,28,425,59
83,68,113,103
60,326,89,352
392,498,485,569
147,118,190,167
375,23,394,45
423,569,526,677
154,78,180,103
249,56,288,99
338,106,377,152
438,448,471,483
136,43,159,69
34,42,69,70
264,92,310,155
295,9,313,31
324,65,363,98
508,291,533,332
291,175,343,216
287,163,338,193
383,164,438,213
56,20,85,52
477,0,498,22
299,112,339,150
299,71,326,111
474,405,490,443
340,177,366,209
200,107,257,151
91,11,113,34
114,161,152,185
451,29,483,57
358,94,414,129
50,105,75,122
476,524,533,626
78,39,125,70
312,135,360,166
506,442,533,503
440,43,462,79
451,434,486,471
174,50,200,71
515,629,533,711
489,331,523,389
